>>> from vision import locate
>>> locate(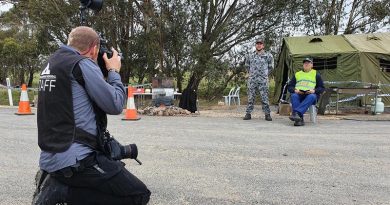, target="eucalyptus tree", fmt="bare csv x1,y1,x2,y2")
19,32,40,86
1,37,20,84
0,34,41,86
129,0,161,84
201,47,248,100
27,0,79,48
158,0,193,91
0,3,41,86
298,0,390,35
86,0,155,84
343,0,389,34
182,0,298,94
4,0,161,84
